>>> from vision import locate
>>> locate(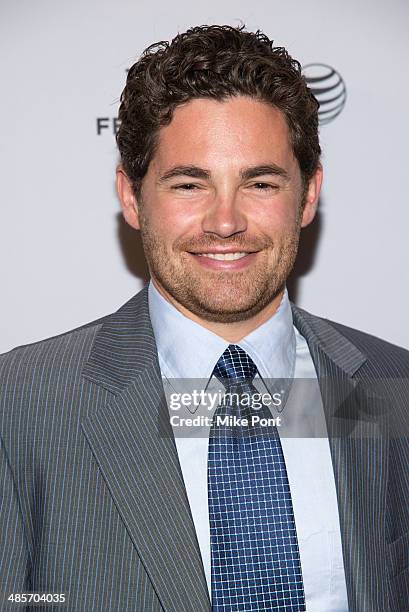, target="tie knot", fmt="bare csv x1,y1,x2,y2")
213,345,258,388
